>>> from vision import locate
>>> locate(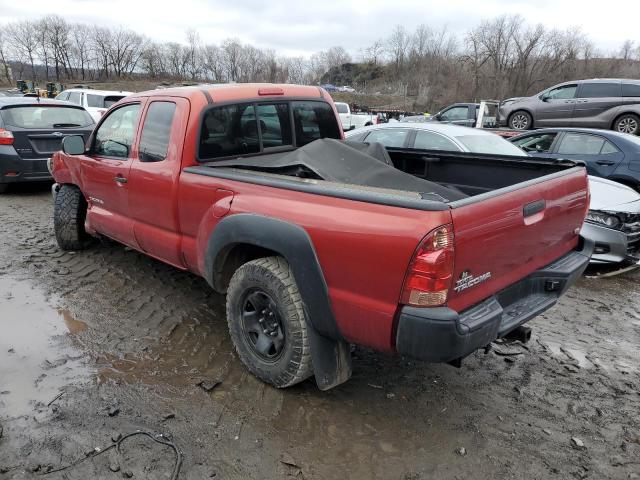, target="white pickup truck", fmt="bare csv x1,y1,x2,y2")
335,102,378,131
